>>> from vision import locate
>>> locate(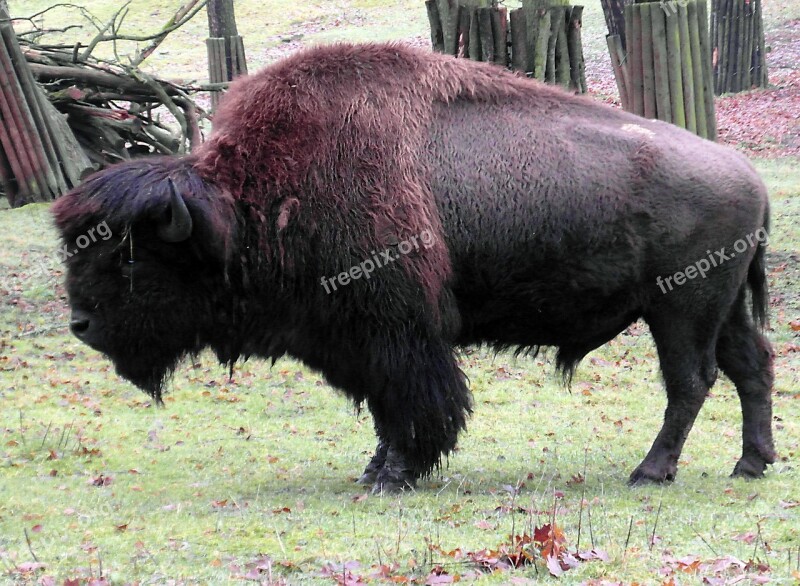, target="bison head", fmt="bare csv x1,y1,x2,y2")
52,157,238,402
